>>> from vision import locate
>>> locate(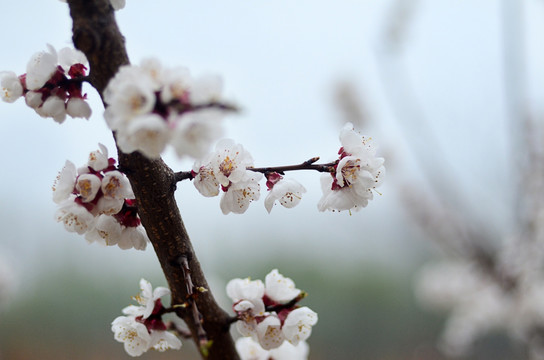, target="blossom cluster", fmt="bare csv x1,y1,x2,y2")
104,58,230,160
53,144,149,250
191,122,384,214
112,279,181,357
317,122,385,212
415,259,544,358
192,139,263,214
227,269,318,355
1,44,91,123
